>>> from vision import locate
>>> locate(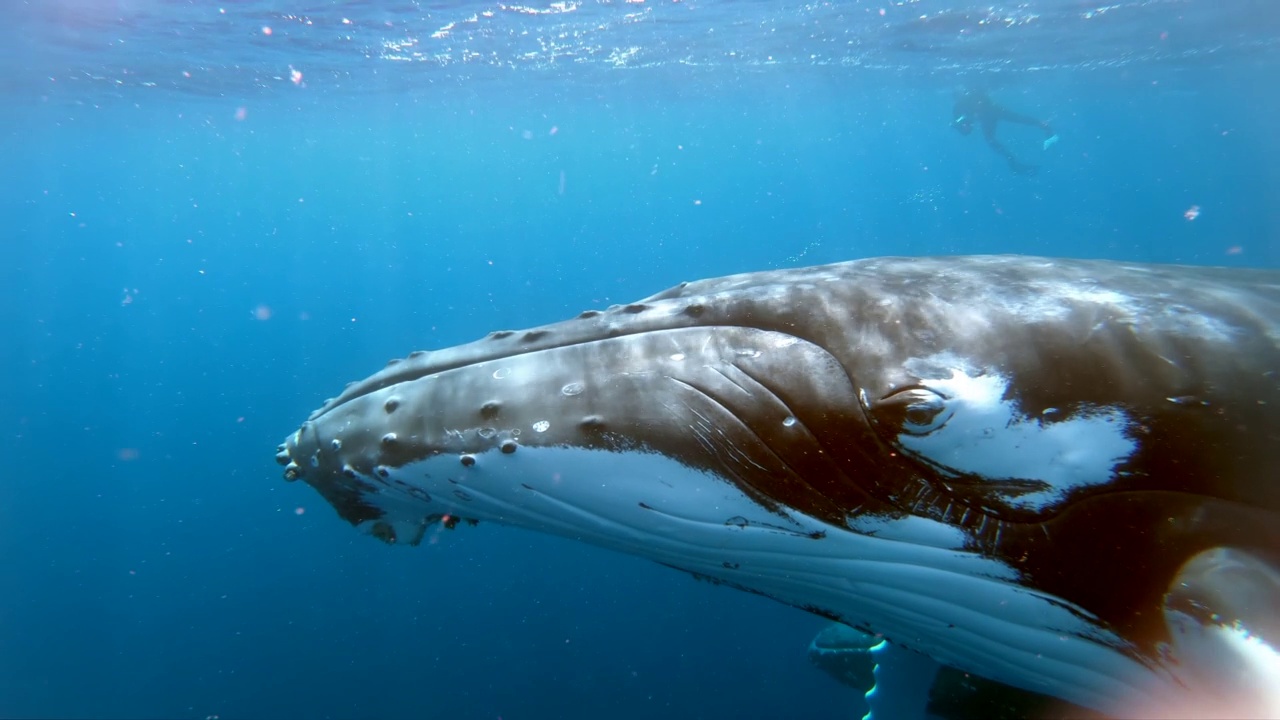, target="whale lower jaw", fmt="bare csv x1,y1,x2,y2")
343,444,1171,714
